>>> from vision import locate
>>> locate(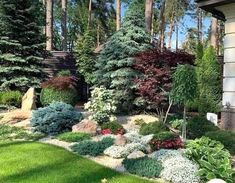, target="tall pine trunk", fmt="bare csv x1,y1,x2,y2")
46,0,53,51
159,0,166,51
116,0,121,30
197,8,203,43
87,0,92,29
211,17,218,51
61,0,67,51
168,17,174,49
145,0,153,33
